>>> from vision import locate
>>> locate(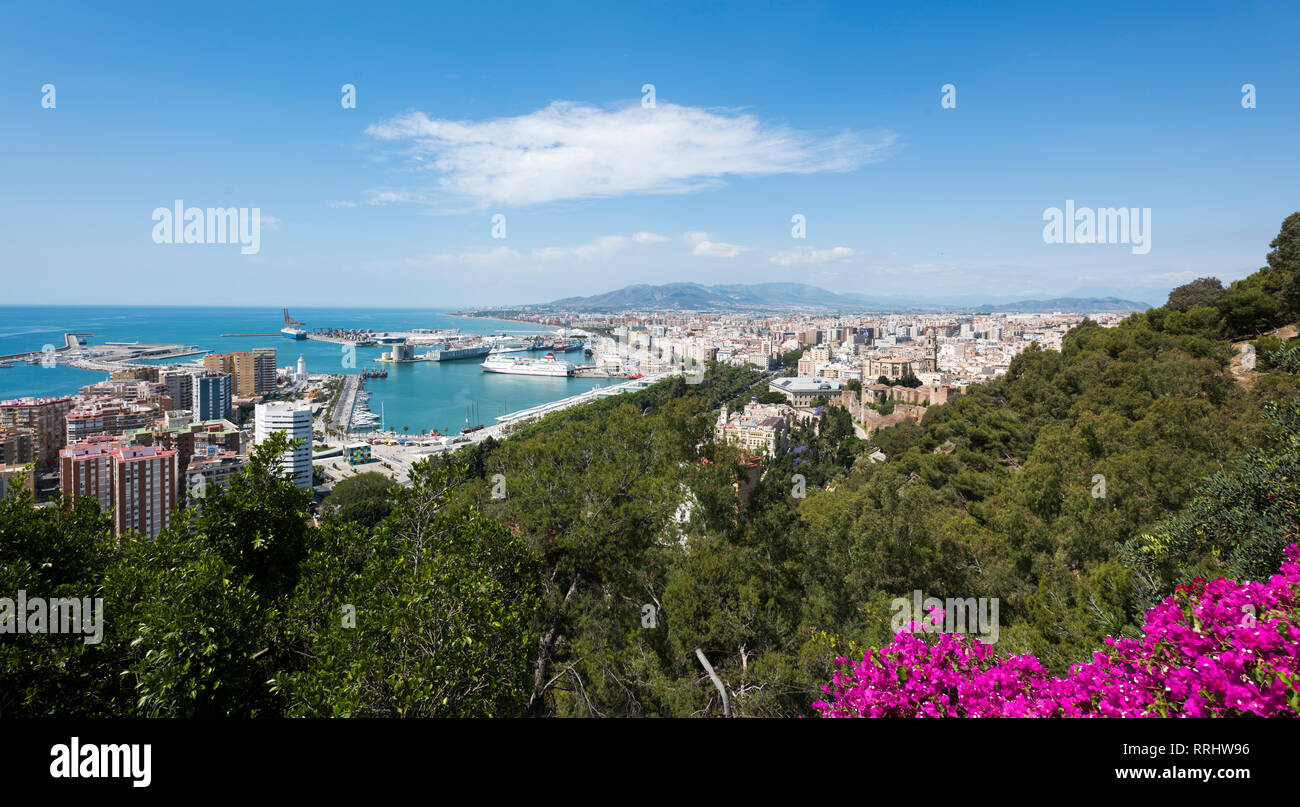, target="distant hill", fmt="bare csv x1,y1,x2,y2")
970,297,1152,314
532,283,1150,314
